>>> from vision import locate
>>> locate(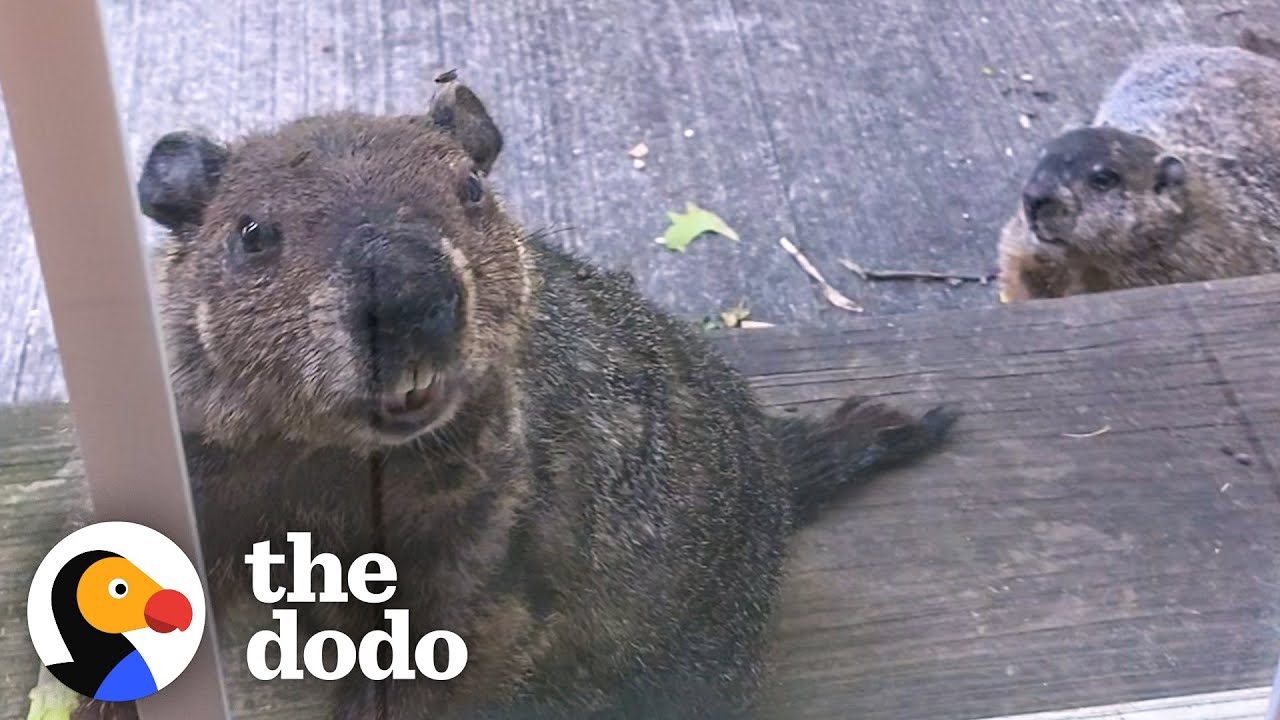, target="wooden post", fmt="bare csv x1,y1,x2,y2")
0,1,231,718
1267,653,1280,720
